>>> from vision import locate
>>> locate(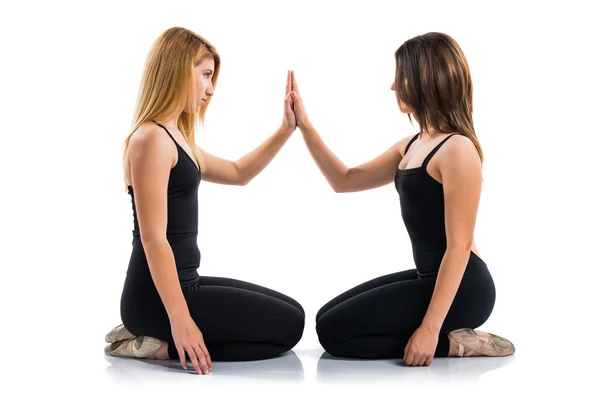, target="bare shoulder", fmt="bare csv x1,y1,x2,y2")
437,134,482,178
128,123,171,153
440,135,480,163
127,123,178,165
126,123,177,176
